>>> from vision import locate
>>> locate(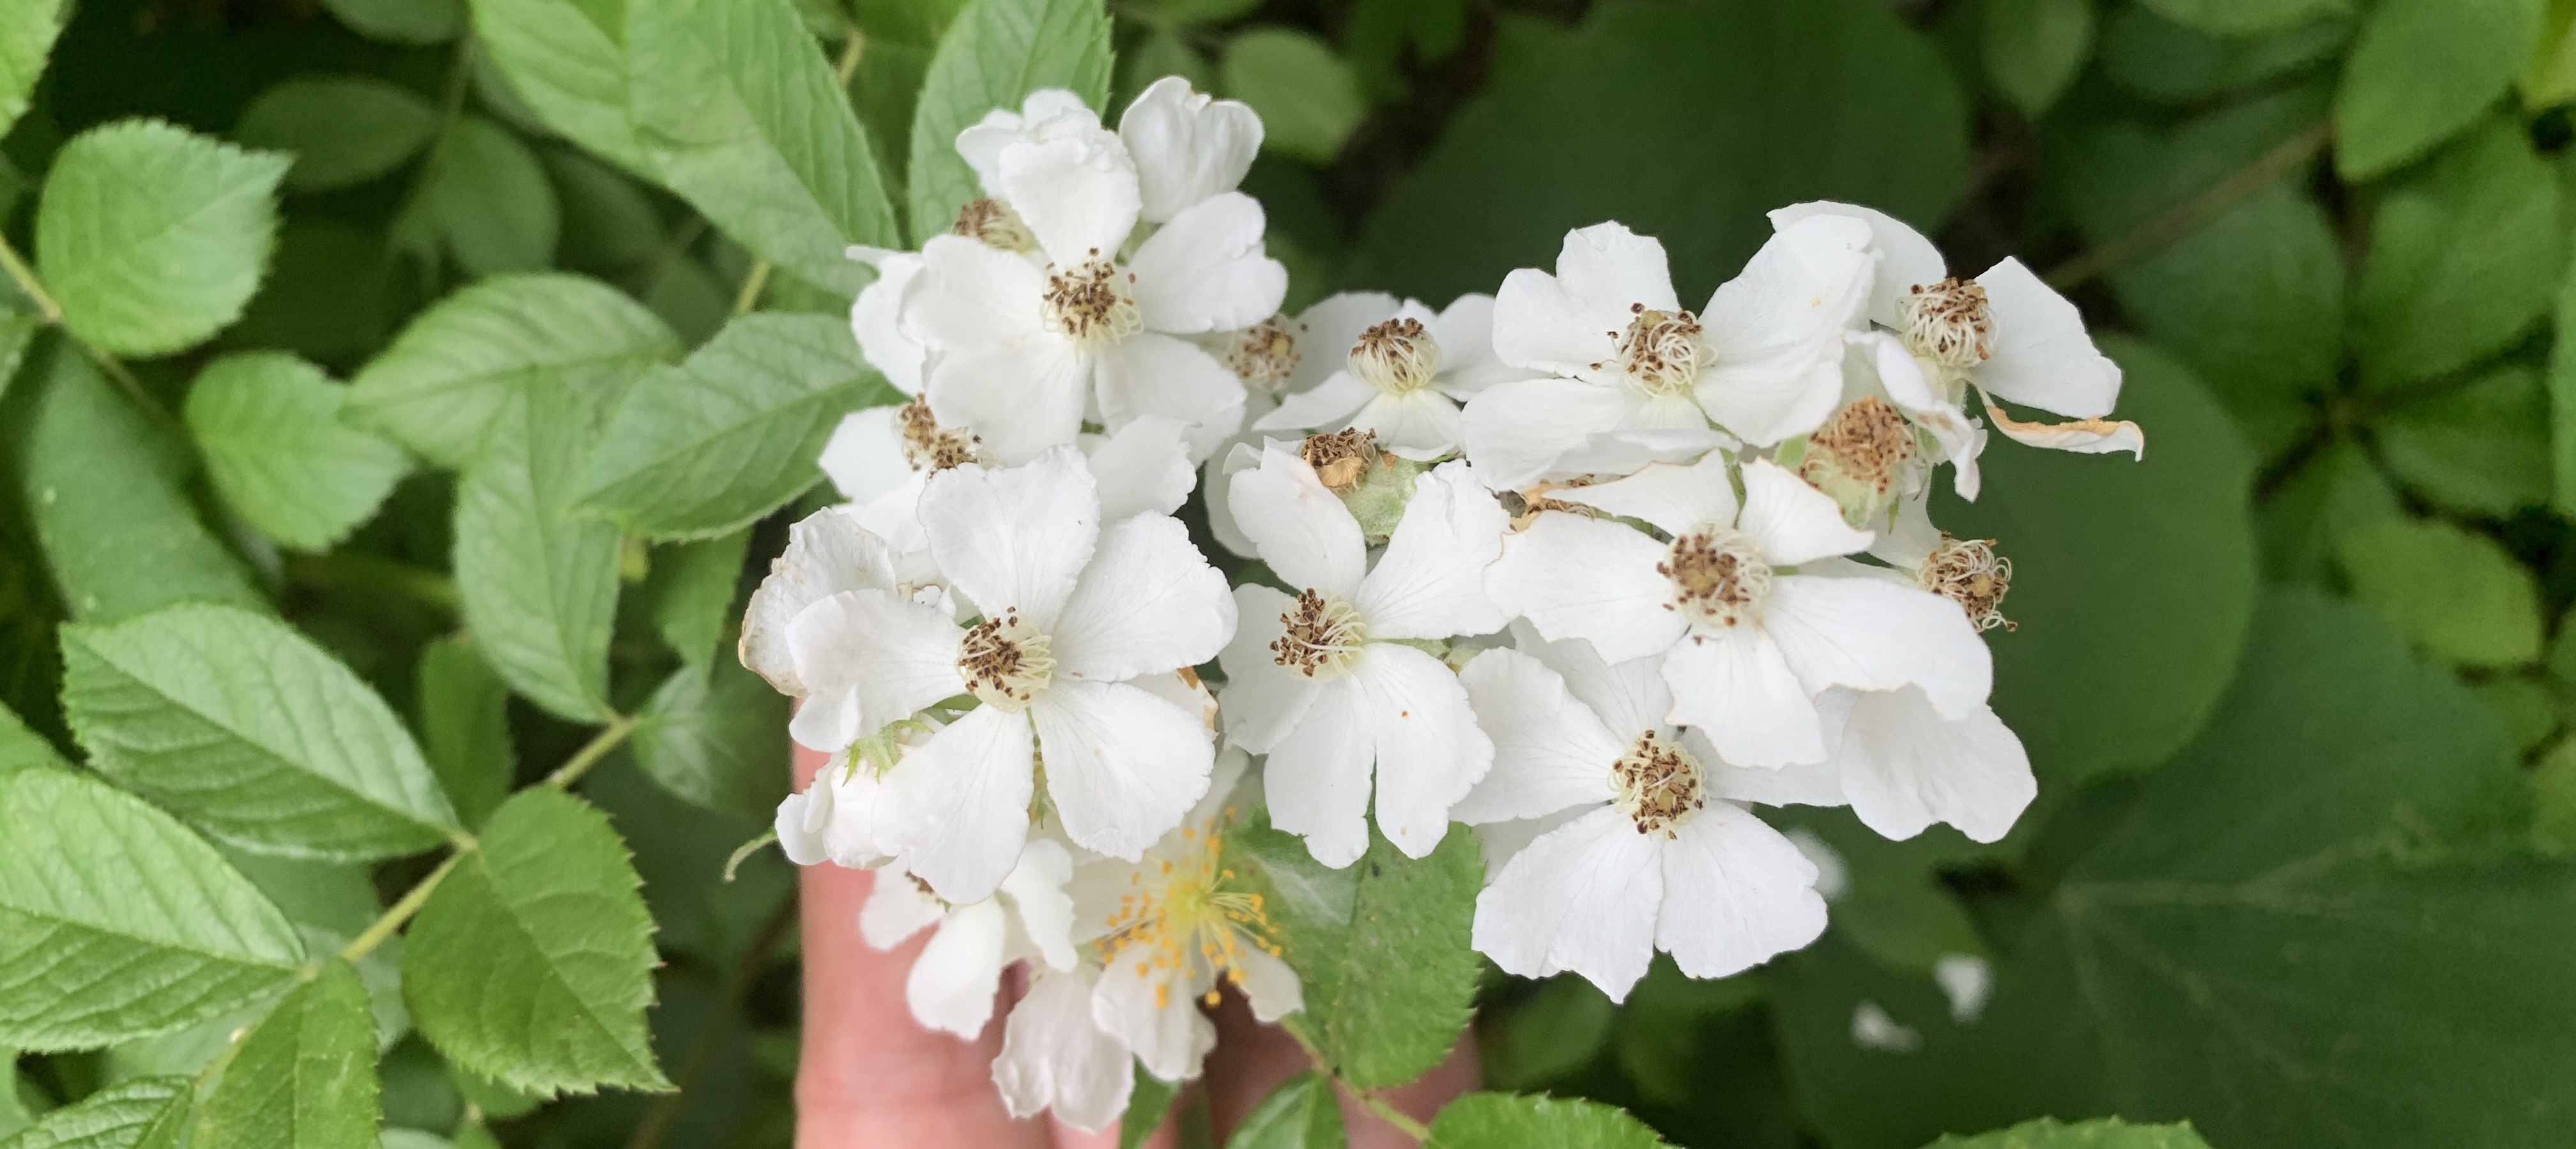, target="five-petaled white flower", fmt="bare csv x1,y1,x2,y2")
1487,451,1990,768
1219,445,1508,865
860,838,1080,1039
1252,293,1529,460
788,447,1236,902
1462,217,1873,491
1457,625,1829,999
